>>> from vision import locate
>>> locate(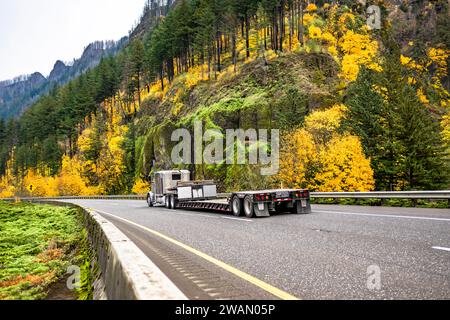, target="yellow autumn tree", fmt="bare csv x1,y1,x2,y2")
339,29,381,82
306,3,318,12
278,129,317,189
309,26,322,39
277,105,375,191
428,48,449,78
304,104,347,144
23,170,58,197
313,135,375,192
57,155,96,196
0,157,16,198
442,112,450,152
74,100,128,194
132,179,150,195
316,6,381,82
95,128,127,193
0,183,15,198
400,48,449,109
82,101,129,193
